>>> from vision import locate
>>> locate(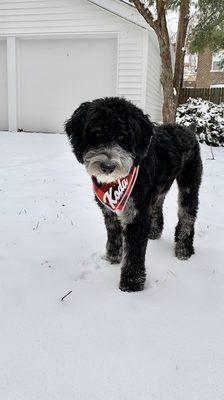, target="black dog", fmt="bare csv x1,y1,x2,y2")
65,97,202,292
